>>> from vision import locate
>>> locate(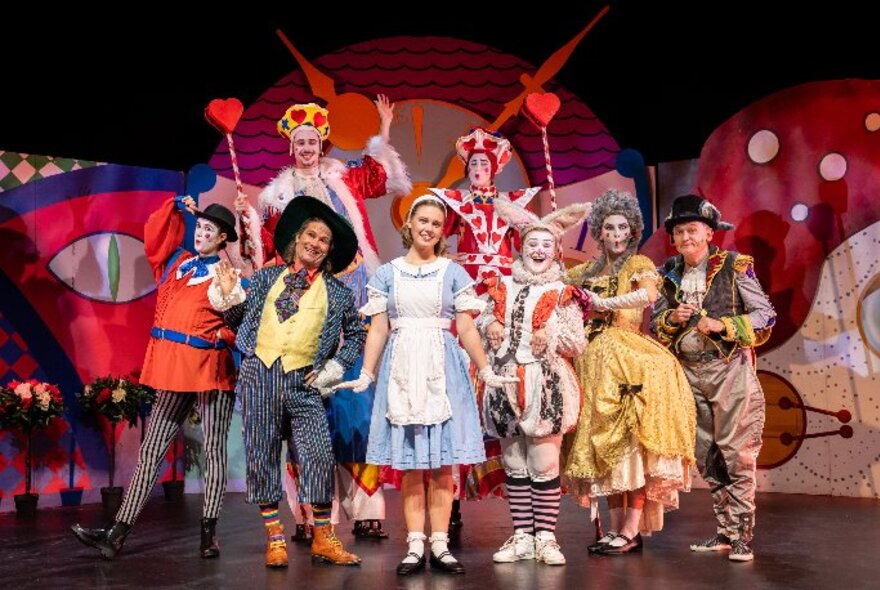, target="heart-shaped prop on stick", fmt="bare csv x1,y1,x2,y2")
205,97,257,270
204,98,244,135
523,92,561,128
521,92,562,211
